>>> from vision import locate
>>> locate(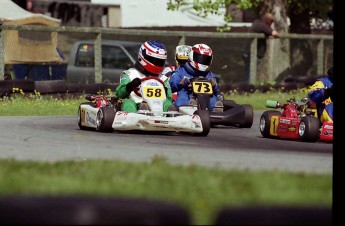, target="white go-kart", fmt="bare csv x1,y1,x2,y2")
78,76,210,136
